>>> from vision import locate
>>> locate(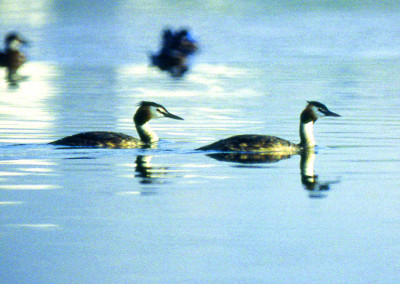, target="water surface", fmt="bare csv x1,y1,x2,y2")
1,1,400,283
